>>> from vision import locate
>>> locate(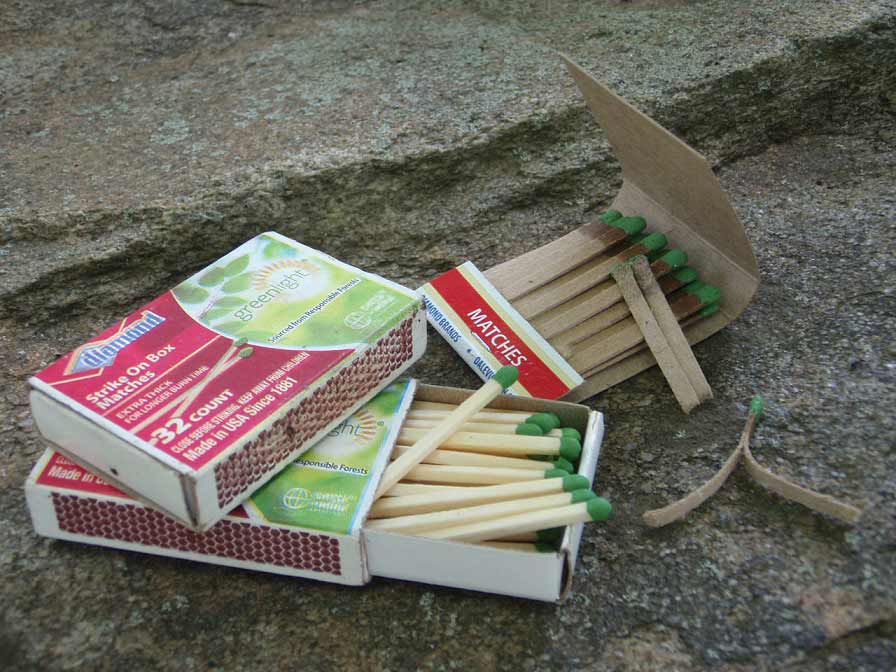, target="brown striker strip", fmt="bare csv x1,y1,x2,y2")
631,256,713,403
552,272,691,358
567,291,704,374
484,221,628,301
513,239,657,319
643,399,863,527
611,262,700,413
535,256,679,341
